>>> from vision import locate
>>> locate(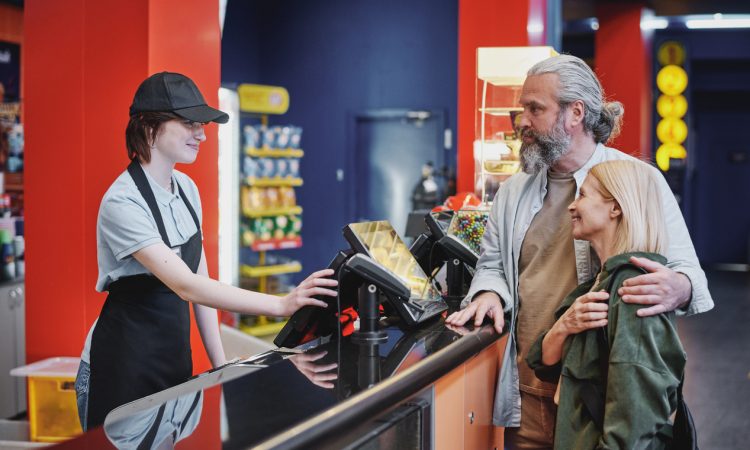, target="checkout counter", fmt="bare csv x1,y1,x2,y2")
55,216,506,449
